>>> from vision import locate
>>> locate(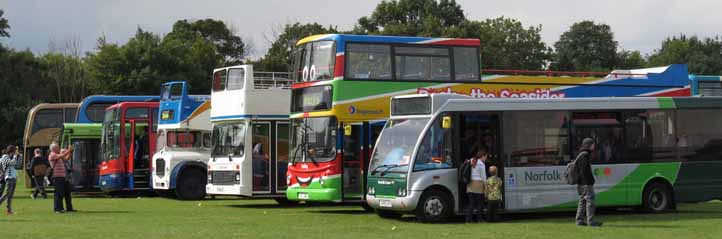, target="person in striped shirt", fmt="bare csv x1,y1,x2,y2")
0,145,20,215
48,142,74,213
